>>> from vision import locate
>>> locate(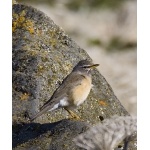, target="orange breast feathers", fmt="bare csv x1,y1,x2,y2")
72,76,92,106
